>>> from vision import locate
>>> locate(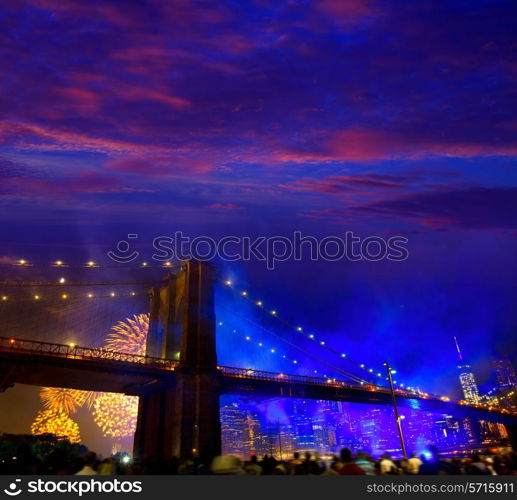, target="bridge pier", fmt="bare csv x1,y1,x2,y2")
133,260,221,461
